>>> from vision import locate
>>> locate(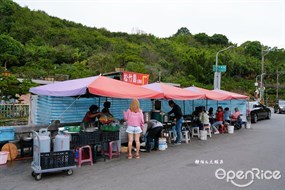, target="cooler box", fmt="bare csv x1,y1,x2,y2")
0,127,15,142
